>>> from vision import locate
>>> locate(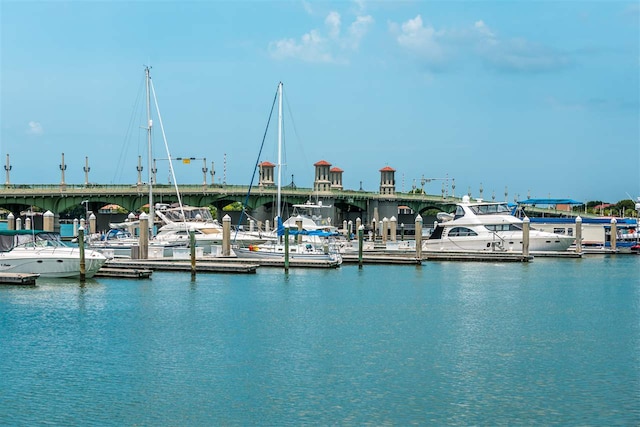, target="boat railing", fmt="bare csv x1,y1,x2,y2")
489,230,507,251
